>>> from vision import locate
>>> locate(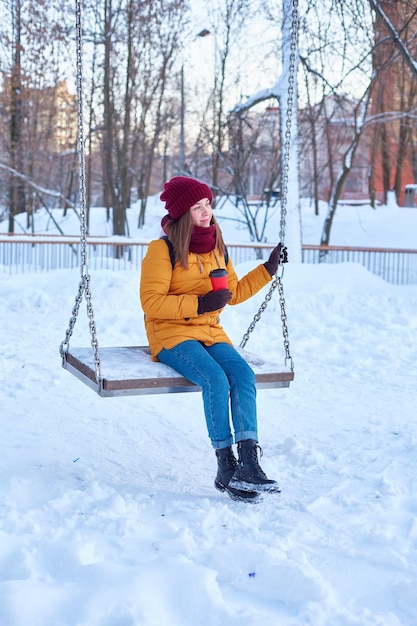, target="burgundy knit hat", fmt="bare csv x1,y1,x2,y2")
160,176,213,220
